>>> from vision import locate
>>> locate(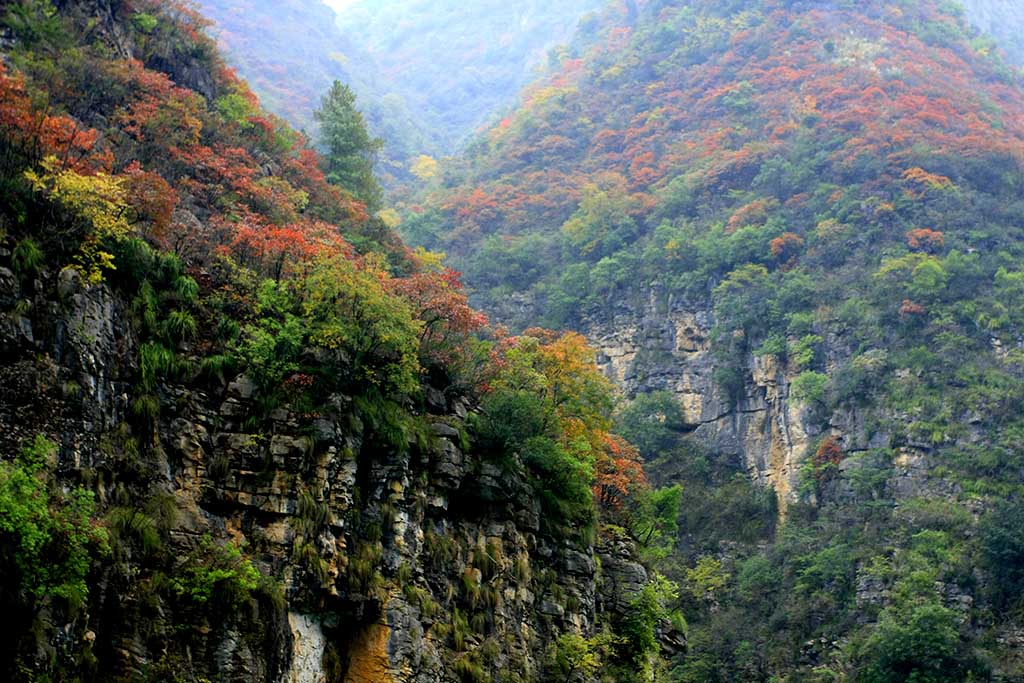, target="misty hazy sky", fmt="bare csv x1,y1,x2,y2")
323,0,358,10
